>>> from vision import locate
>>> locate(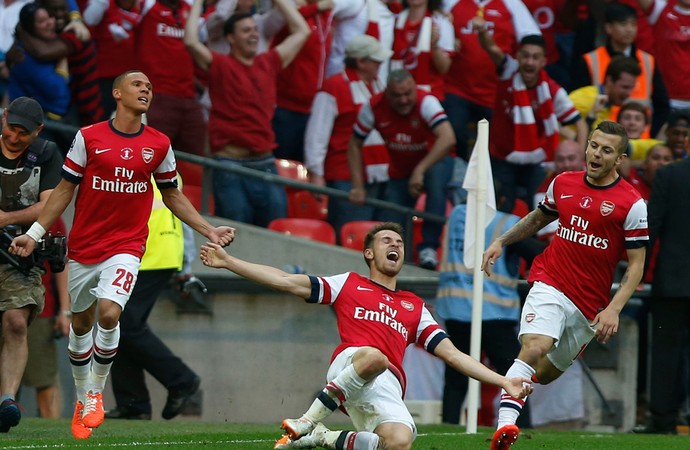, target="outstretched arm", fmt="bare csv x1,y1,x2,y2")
160,186,234,246
184,0,213,71
200,242,313,298
433,338,532,399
